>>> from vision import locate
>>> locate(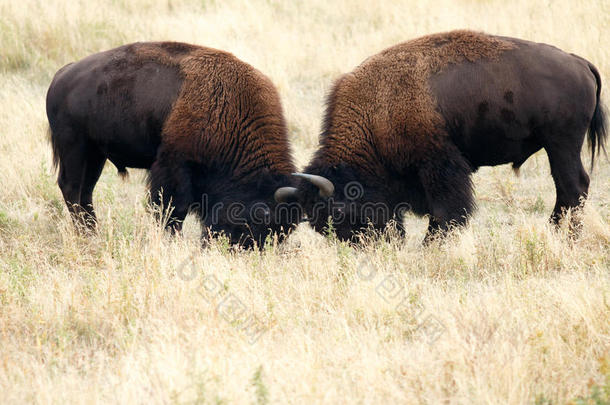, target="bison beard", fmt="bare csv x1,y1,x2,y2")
46,42,299,249
276,30,607,242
